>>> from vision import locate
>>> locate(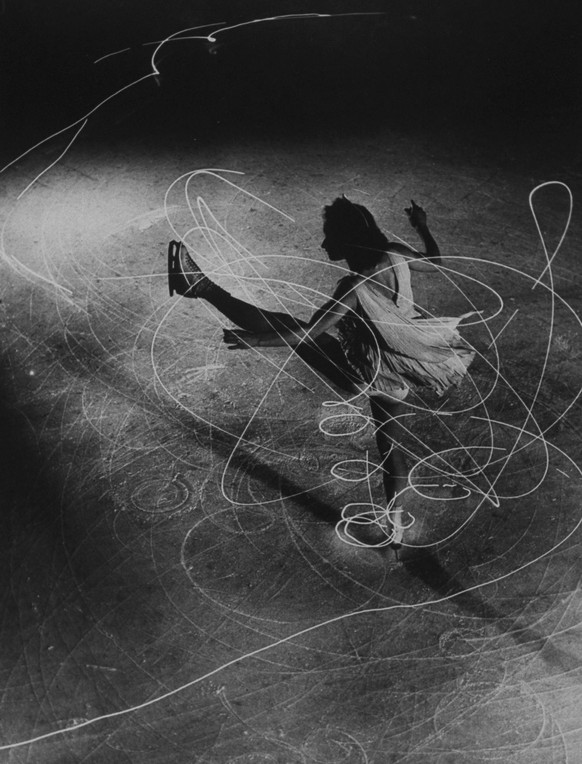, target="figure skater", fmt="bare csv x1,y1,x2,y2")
167,197,475,553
